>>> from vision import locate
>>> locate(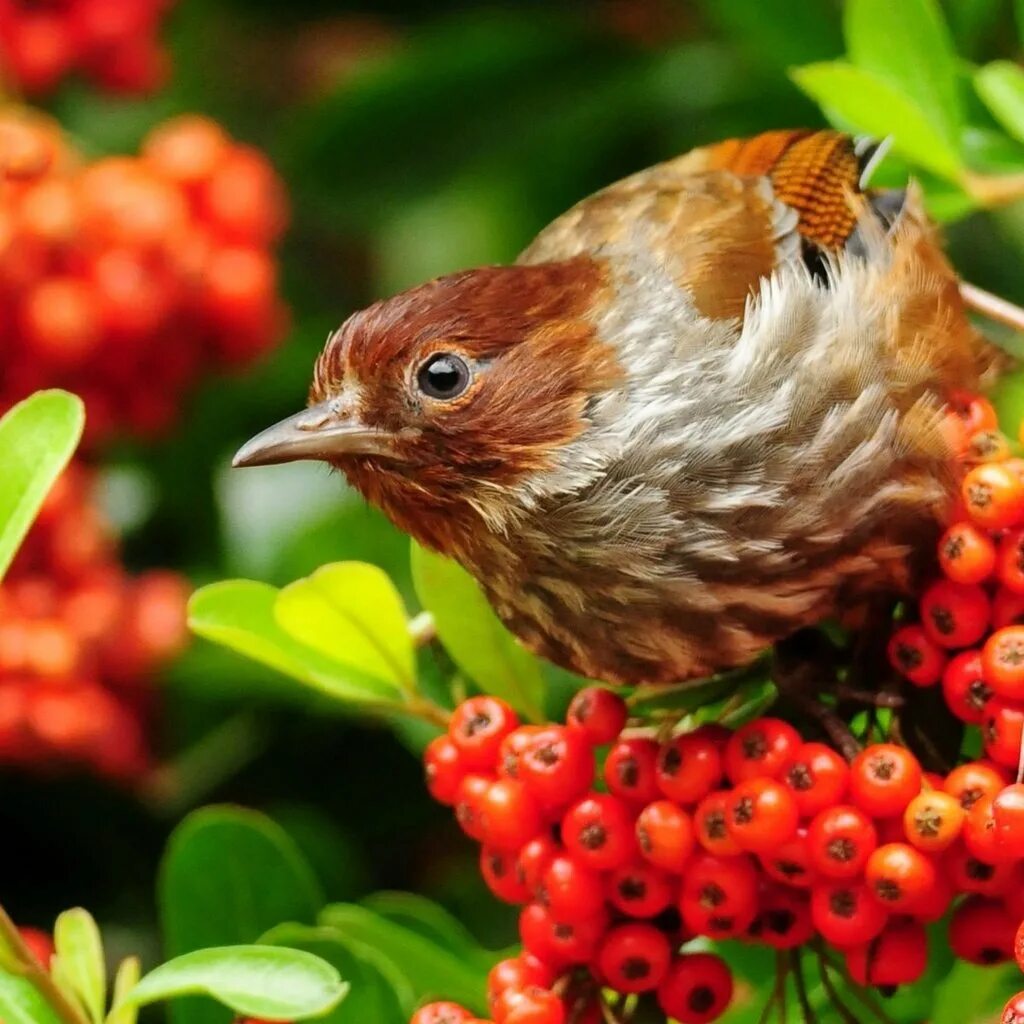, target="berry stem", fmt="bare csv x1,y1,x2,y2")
790,950,819,1024
819,949,900,1024
814,952,859,1024
0,904,90,1024
403,694,452,729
